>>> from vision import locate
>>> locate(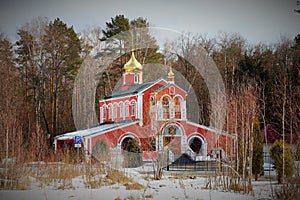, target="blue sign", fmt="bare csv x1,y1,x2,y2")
74,136,82,144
